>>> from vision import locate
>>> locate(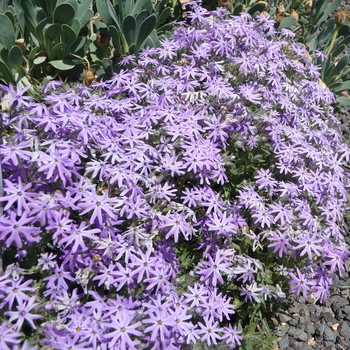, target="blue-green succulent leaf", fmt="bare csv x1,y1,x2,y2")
53,3,75,24
96,0,117,27
323,0,341,17
135,14,156,52
0,61,14,84
155,7,171,28
109,25,123,55
333,81,350,92
51,42,68,60
20,0,38,36
0,14,15,50
278,17,297,29
62,24,77,48
33,56,47,65
8,45,23,70
330,55,349,76
131,0,154,16
247,2,266,15
49,58,76,70
123,15,137,46
336,96,350,106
